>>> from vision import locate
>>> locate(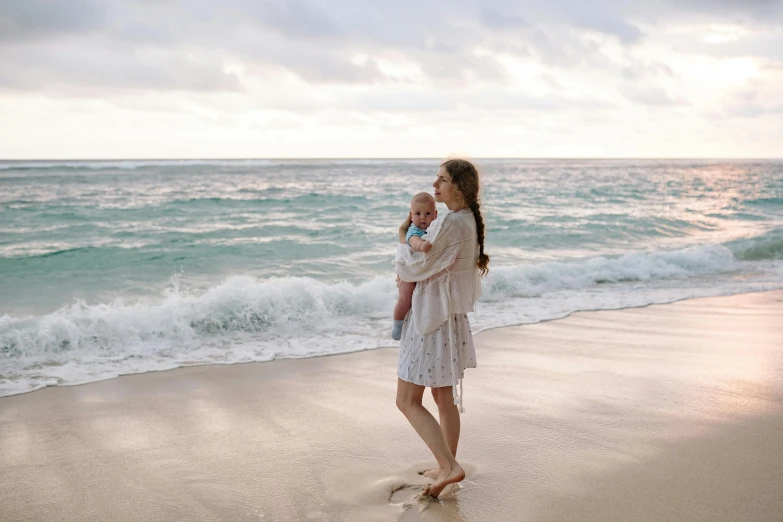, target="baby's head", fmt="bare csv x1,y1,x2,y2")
410,192,437,229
